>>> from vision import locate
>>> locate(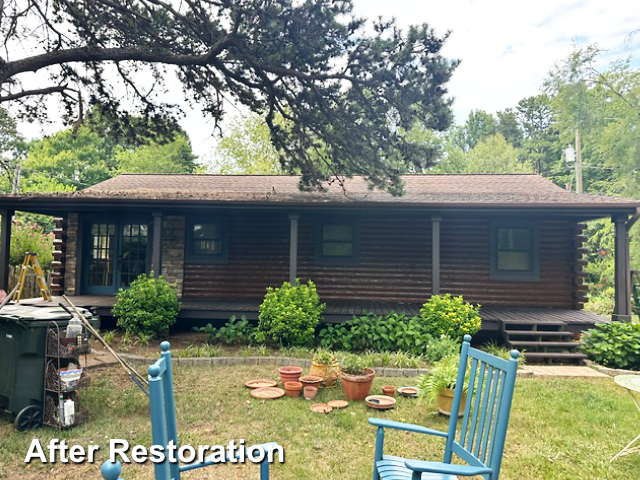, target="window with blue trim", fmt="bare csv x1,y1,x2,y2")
316,221,359,265
490,221,539,281
186,218,229,264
